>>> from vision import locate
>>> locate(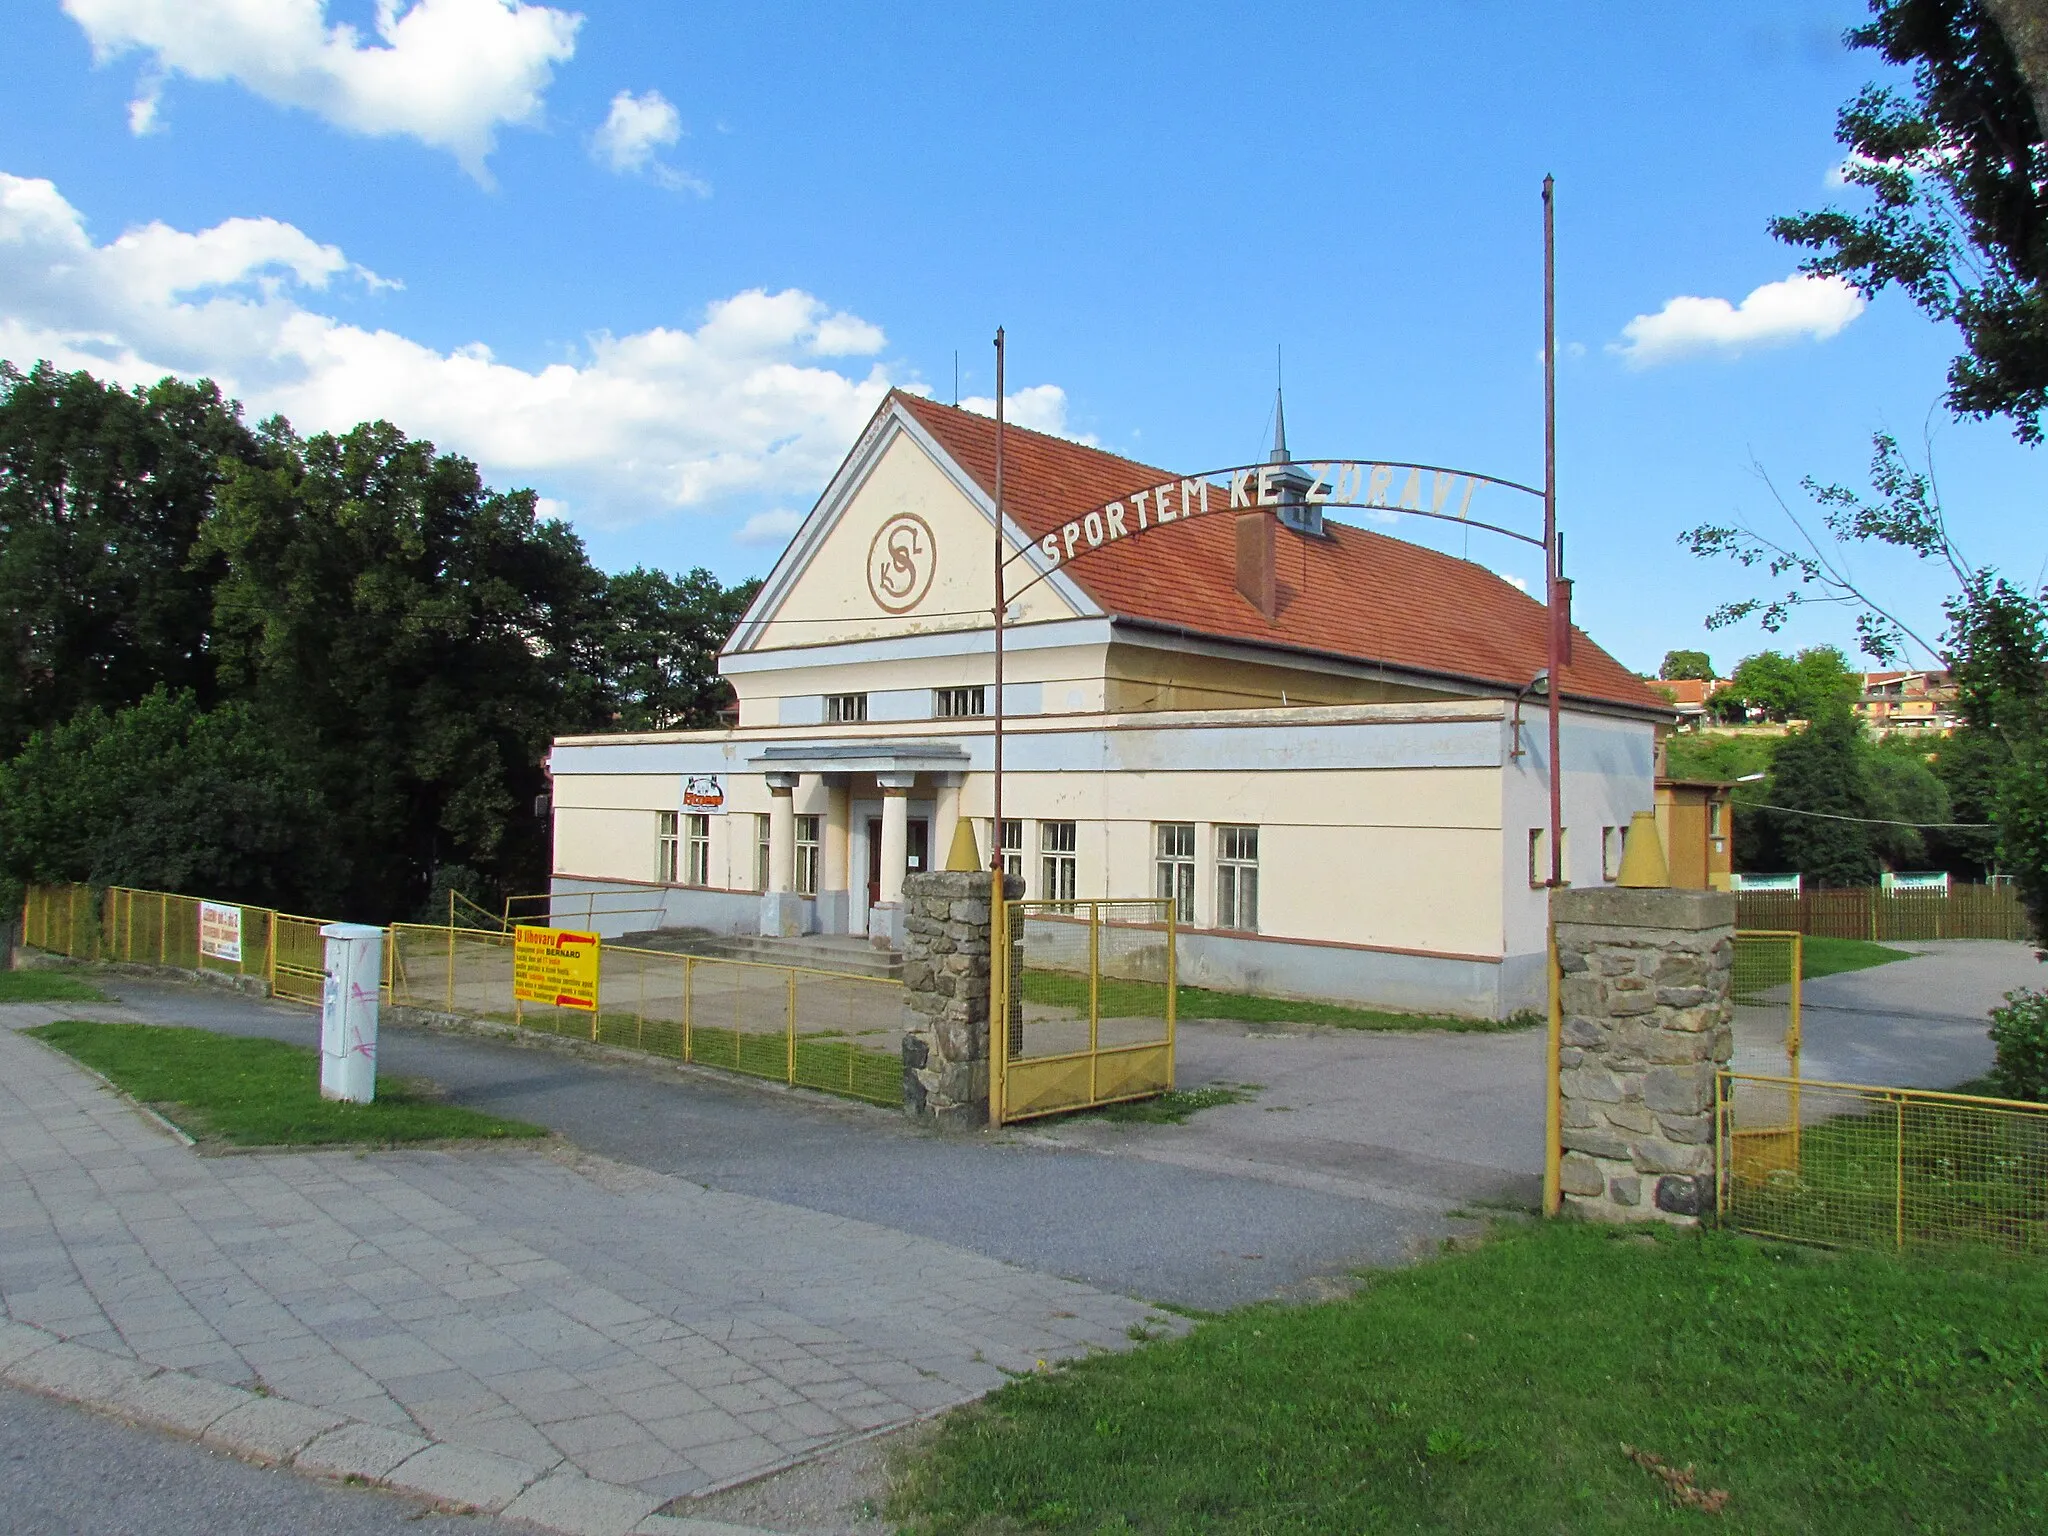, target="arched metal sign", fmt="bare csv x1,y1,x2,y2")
998,455,1544,600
